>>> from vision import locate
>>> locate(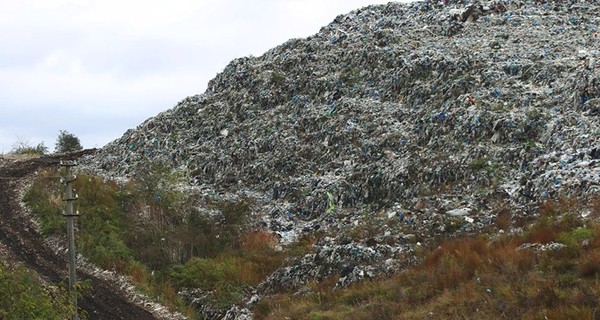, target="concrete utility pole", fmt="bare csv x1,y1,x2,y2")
60,160,80,320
